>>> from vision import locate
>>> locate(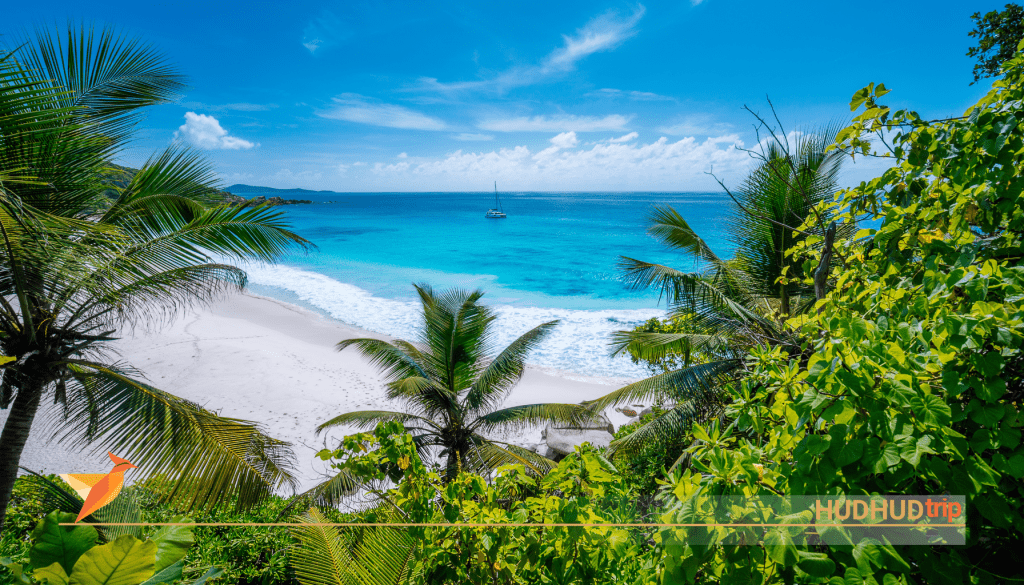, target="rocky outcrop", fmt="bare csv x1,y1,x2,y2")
542,413,616,456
